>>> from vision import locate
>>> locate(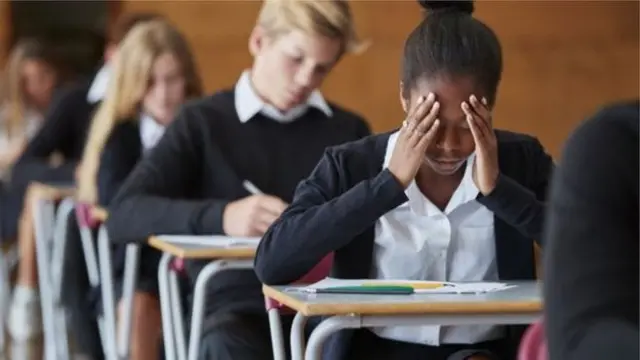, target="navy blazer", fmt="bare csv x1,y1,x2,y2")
97,120,166,288
97,120,142,206
255,130,554,359
12,82,98,188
